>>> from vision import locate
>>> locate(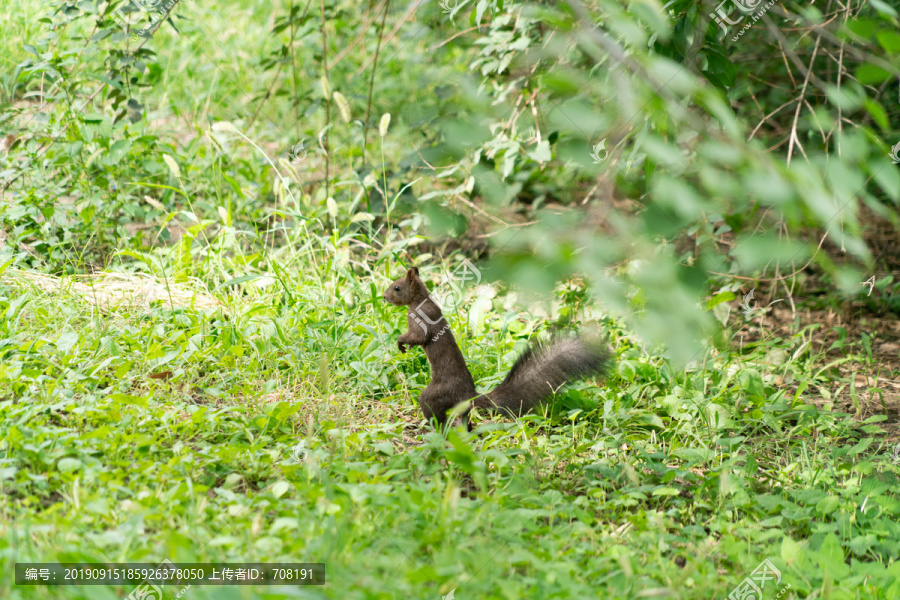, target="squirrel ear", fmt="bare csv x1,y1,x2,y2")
406,266,419,280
